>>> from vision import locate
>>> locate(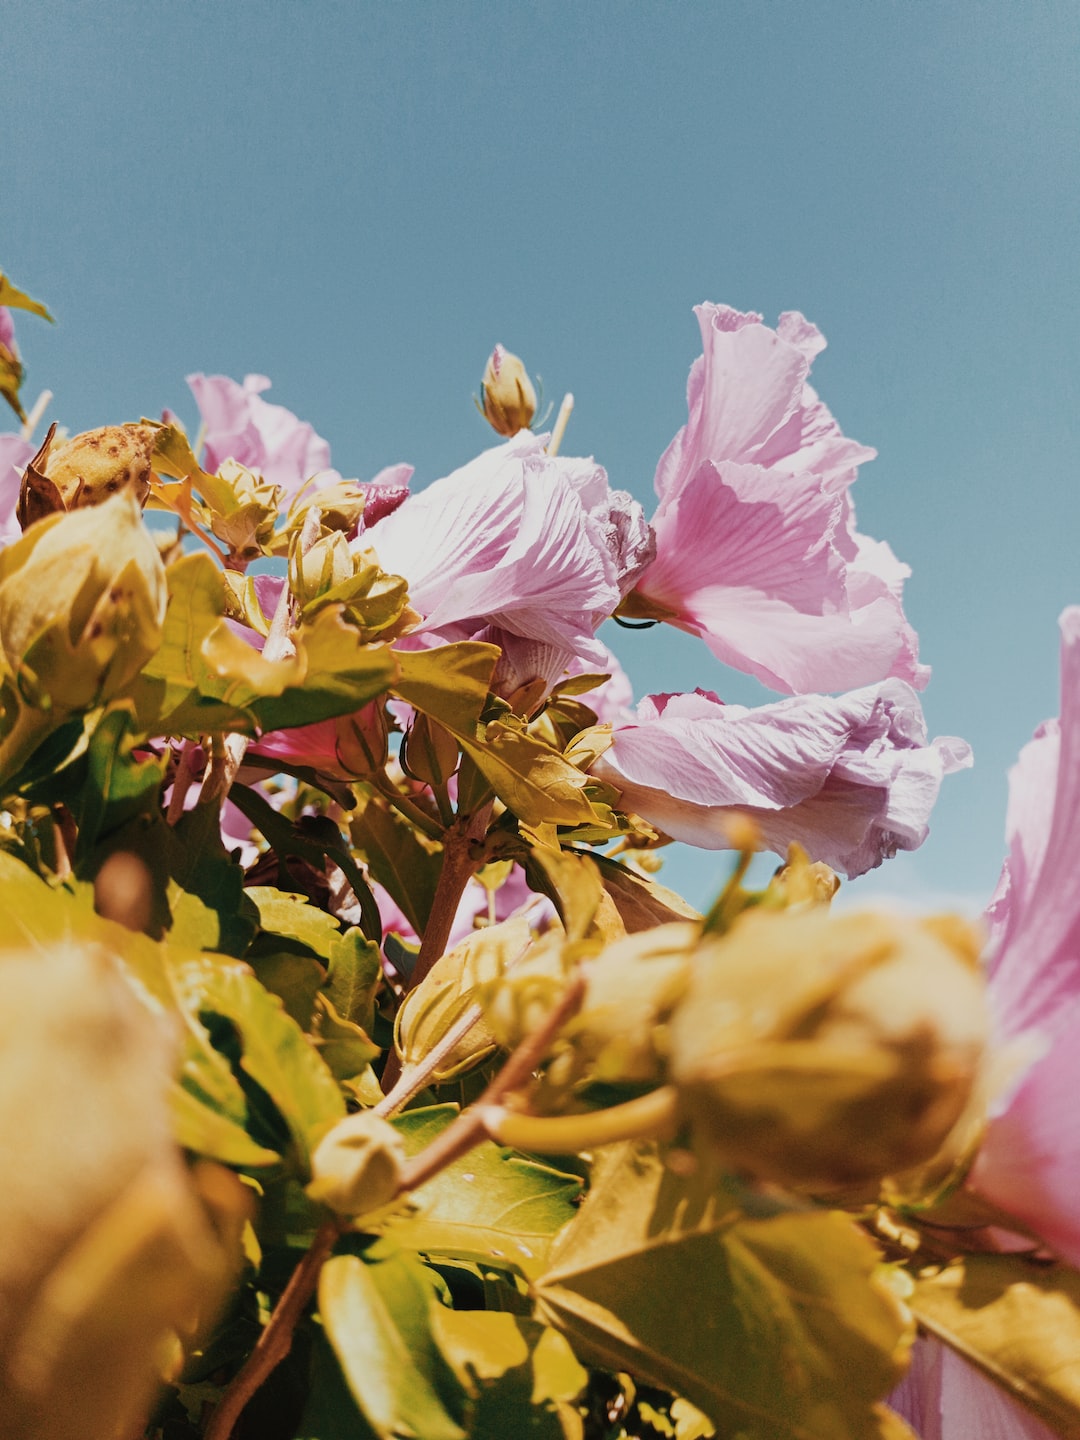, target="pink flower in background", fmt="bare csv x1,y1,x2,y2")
889,1336,1056,1440
363,432,652,686
964,606,1080,1266
590,681,969,879
0,307,16,357
629,305,926,695
187,372,340,497
0,432,33,545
